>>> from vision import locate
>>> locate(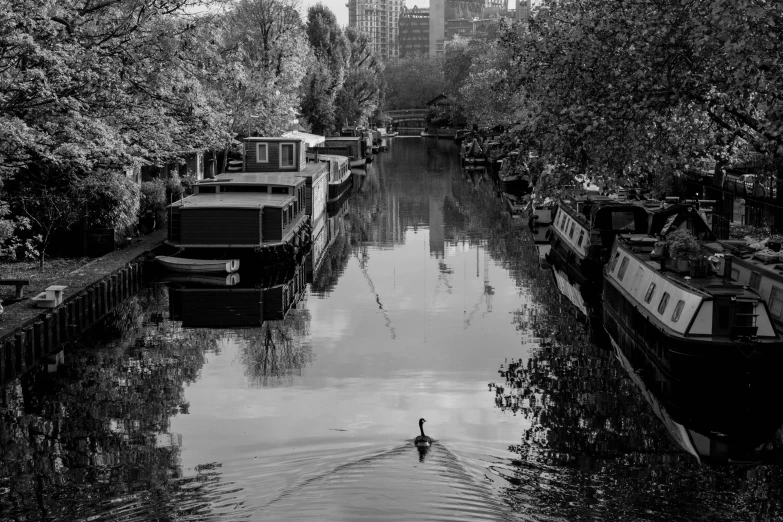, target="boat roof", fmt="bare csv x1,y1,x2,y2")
282,131,325,146
314,154,349,165
324,136,362,142
170,193,294,209
617,236,760,300
244,136,305,143
200,172,306,186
